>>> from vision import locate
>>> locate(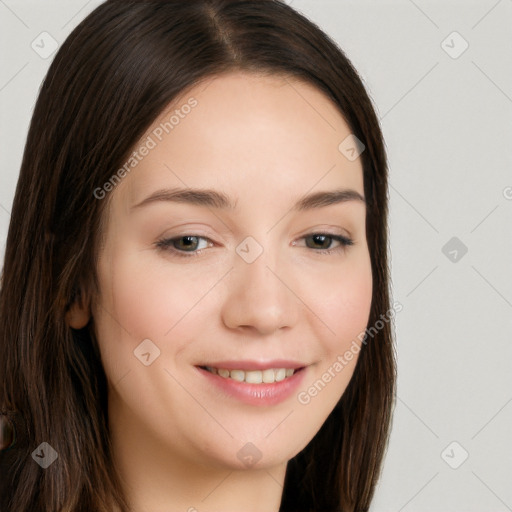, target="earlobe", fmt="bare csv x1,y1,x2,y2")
65,296,91,329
